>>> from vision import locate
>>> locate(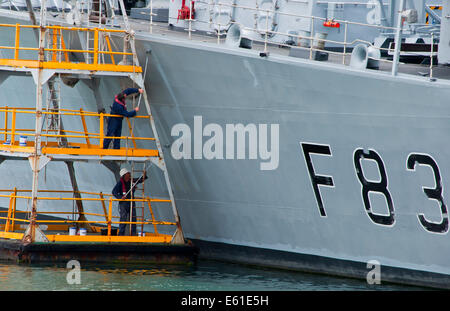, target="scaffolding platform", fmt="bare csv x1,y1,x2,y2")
0,142,159,162
0,60,142,74
0,106,160,162
0,189,198,264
